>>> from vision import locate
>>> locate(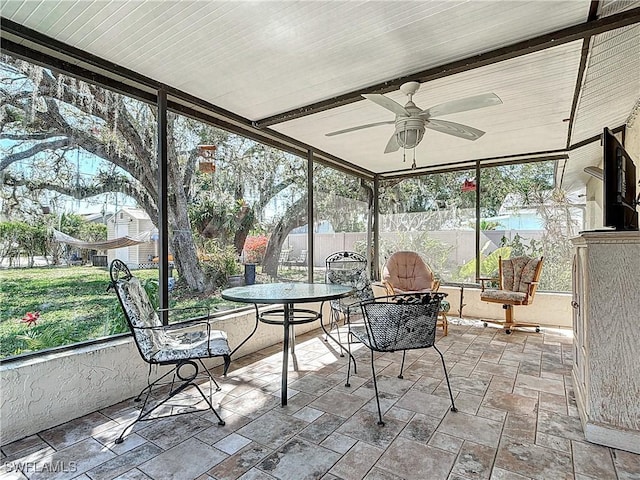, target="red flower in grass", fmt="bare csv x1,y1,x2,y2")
21,311,40,327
